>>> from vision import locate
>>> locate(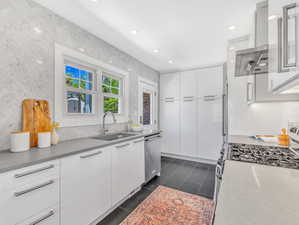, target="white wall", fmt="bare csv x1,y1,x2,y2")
227,37,299,136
